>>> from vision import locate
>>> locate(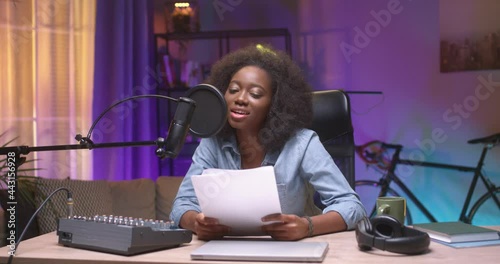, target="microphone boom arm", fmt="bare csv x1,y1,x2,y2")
0,140,160,155
0,94,195,158
87,94,178,140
